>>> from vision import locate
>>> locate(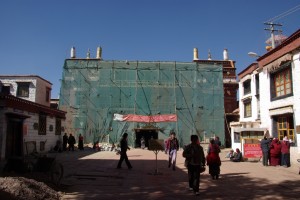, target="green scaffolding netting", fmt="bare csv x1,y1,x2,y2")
59,60,225,147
